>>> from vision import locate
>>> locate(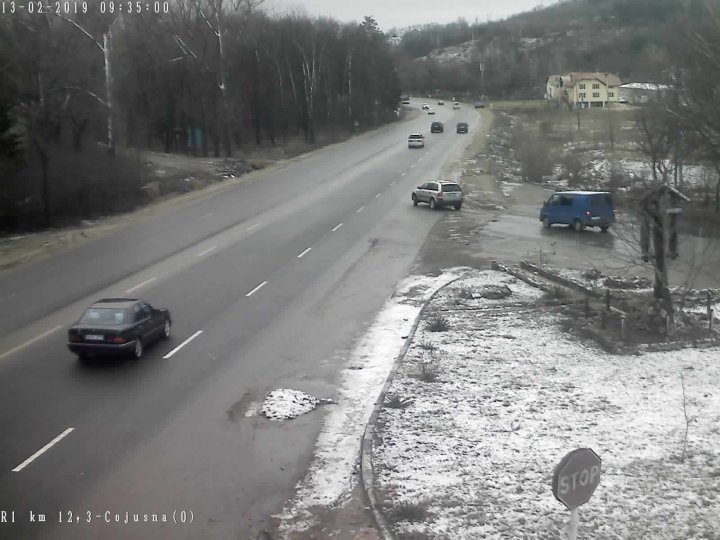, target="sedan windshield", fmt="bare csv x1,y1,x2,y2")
80,308,127,325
